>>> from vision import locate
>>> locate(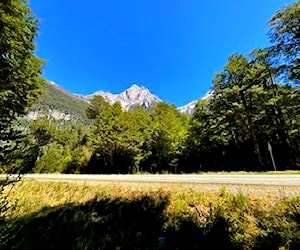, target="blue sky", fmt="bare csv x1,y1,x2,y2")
29,0,295,106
